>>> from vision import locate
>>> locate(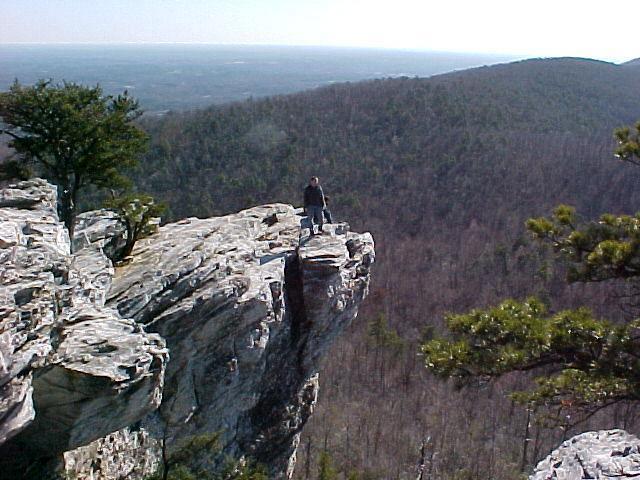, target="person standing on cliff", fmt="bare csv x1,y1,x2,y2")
303,176,326,235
